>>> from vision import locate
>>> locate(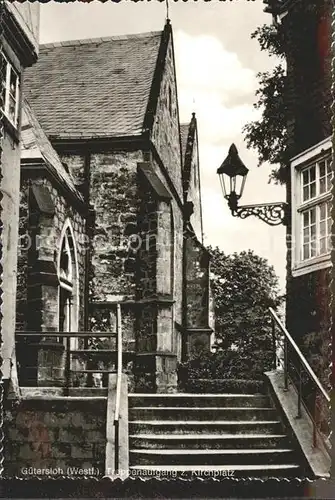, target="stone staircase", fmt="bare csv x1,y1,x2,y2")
128,391,306,478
